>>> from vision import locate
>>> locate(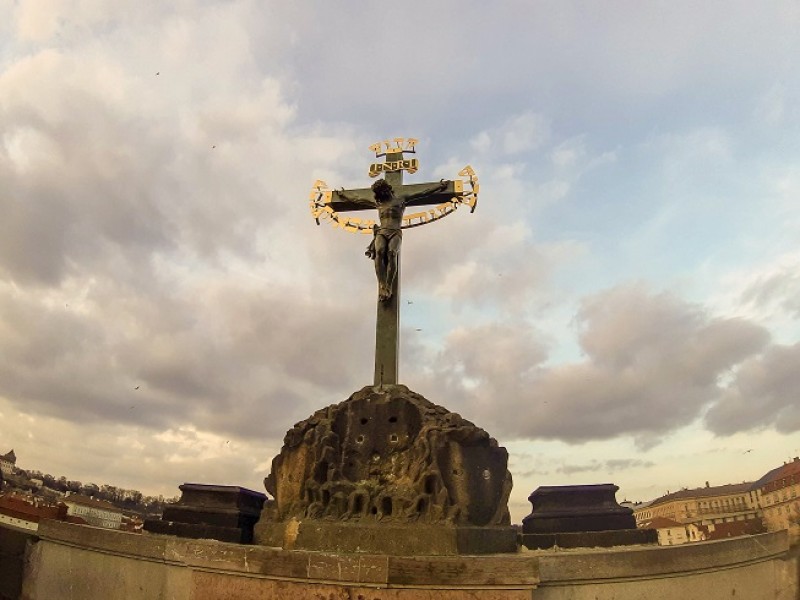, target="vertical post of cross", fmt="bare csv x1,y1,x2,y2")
374,149,403,387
